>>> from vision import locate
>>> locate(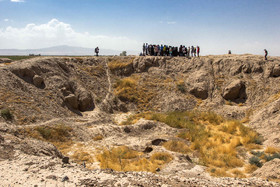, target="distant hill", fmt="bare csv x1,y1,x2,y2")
0,45,138,56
